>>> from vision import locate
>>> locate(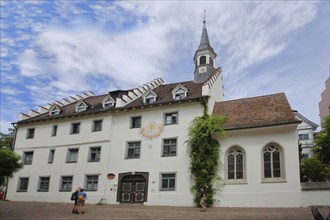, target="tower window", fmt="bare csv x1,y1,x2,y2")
199,56,206,65
209,57,214,67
